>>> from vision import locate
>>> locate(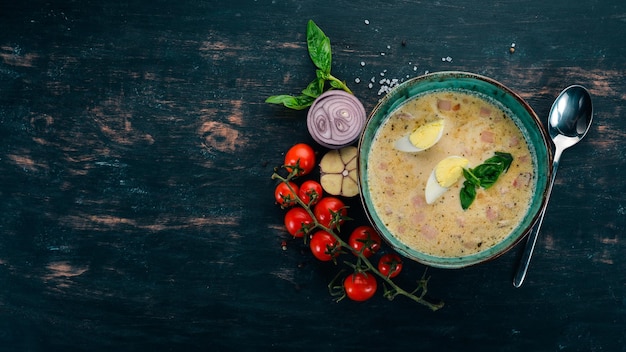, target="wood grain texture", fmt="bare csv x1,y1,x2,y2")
0,0,624,350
